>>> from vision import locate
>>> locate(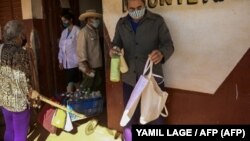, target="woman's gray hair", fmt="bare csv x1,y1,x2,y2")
3,20,24,42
